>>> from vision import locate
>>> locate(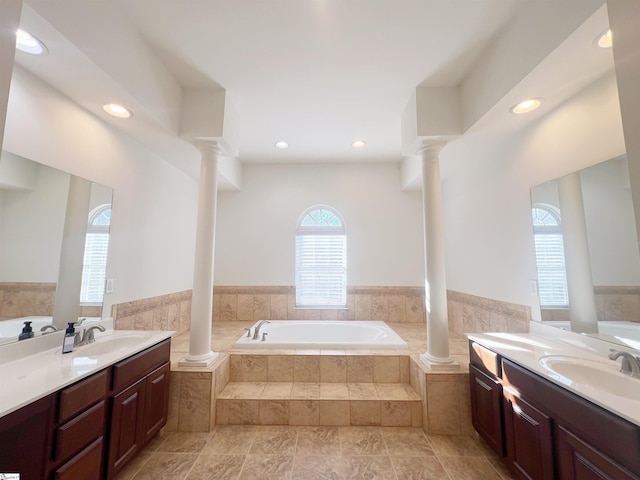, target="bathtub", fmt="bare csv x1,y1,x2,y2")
542,320,640,350
0,316,101,342
234,320,408,349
